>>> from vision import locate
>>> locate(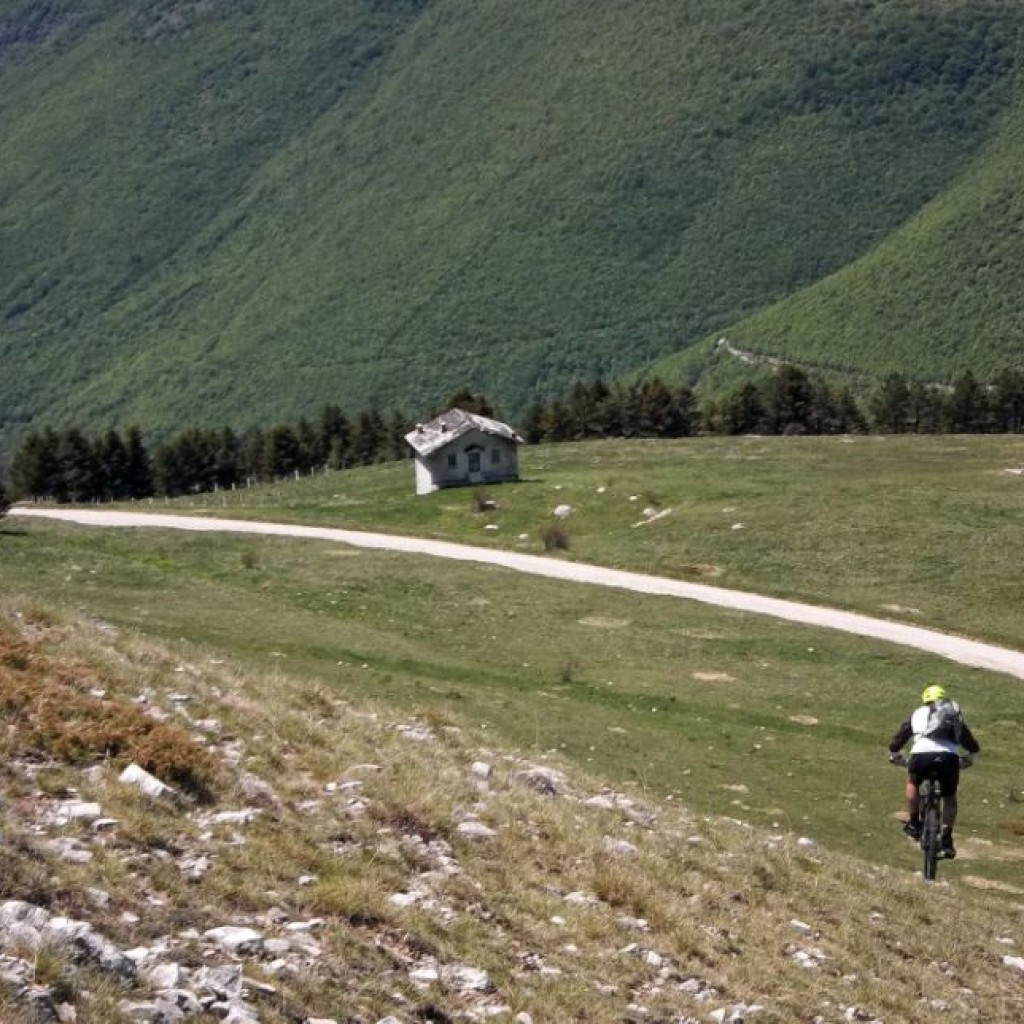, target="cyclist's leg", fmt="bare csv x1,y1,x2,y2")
905,776,920,820
904,756,925,838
